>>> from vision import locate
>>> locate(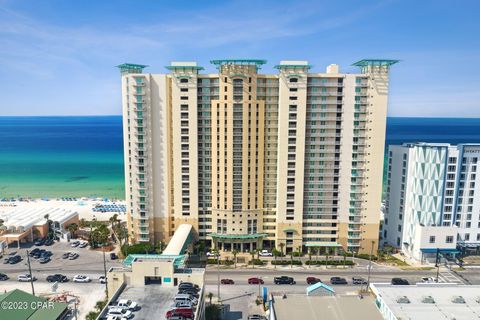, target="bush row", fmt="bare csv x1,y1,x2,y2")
206,259,234,265
305,260,355,266
271,260,303,266
248,259,266,265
